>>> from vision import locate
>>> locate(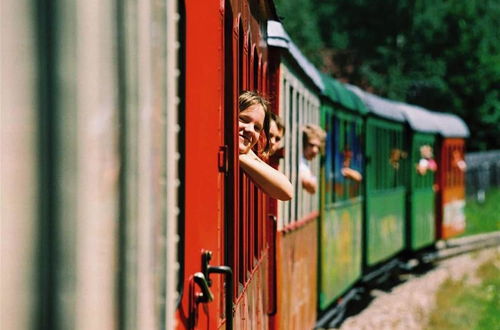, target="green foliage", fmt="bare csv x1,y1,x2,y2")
463,188,500,236
273,0,324,66
273,0,500,151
